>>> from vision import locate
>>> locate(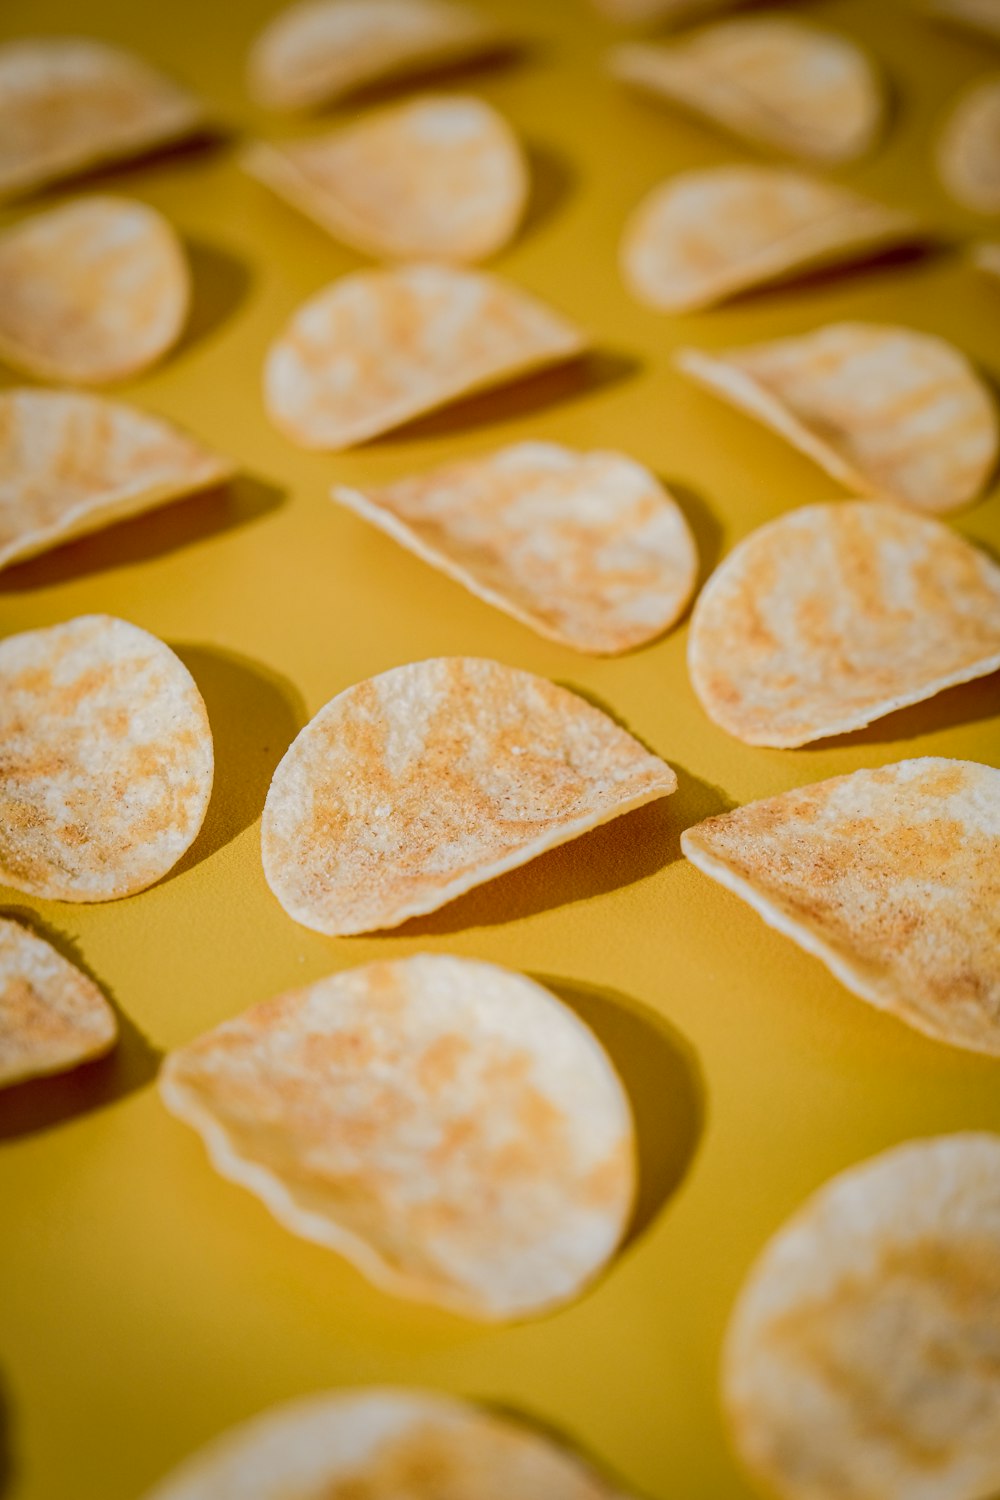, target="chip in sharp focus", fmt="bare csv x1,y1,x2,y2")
262,657,675,934
160,956,636,1320
938,77,1000,215
676,323,998,515
688,500,1000,747
682,759,1000,1055
0,917,116,1087
724,1134,1000,1500
621,166,921,312
0,615,213,902
263,264,587,450
332,442,698,653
